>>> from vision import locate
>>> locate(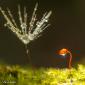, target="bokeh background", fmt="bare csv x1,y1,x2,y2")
0,0,85,67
